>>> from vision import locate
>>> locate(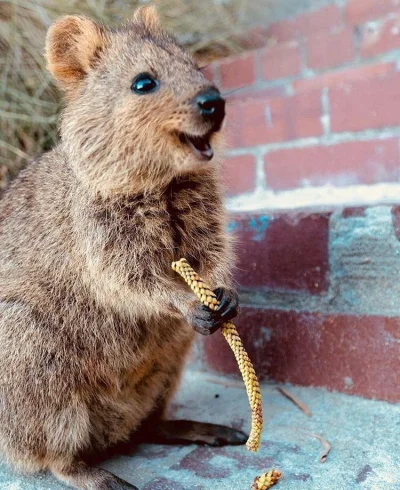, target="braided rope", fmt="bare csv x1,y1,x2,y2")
171,258,263,453
251,470,282,490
